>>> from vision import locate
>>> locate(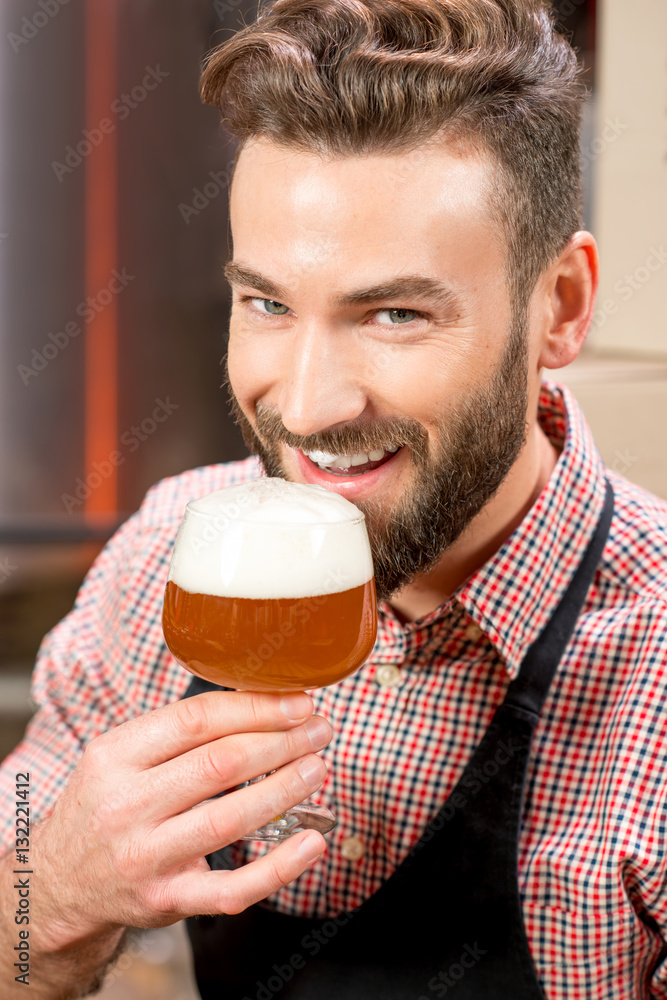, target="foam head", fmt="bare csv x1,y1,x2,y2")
168,477,374,599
